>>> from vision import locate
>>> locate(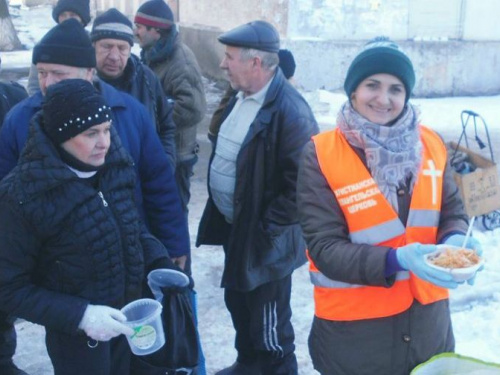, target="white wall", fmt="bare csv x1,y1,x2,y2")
92,0,500,42
287,0,408,40
178,0,288,36
463,0,500,40
94,0,142,16
89,0,500,96
408,0,462,40
286,0,500,42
